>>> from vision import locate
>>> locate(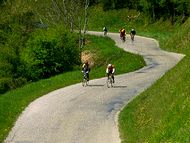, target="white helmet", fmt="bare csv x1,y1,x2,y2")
108,64,112,67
